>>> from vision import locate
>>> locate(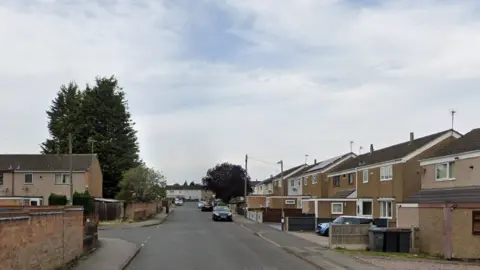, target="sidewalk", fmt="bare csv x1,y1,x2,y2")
233,214,381,269
99,209,173,230
73,238,139,270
